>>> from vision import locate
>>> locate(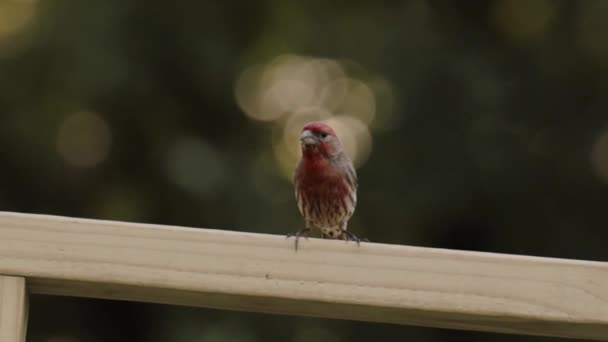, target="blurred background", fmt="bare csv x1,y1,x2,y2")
1,0,607,341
